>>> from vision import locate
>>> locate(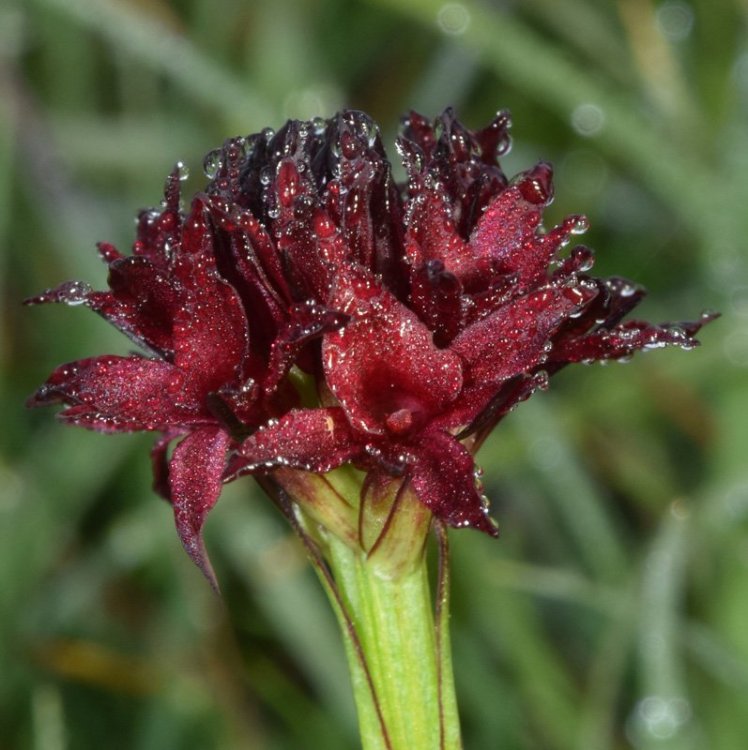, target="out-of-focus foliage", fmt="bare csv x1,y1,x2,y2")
1,0,745,747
